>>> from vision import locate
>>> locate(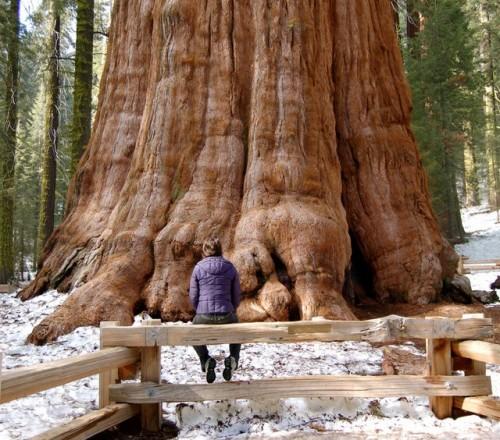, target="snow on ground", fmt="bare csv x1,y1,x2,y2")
0,291,99,439
1,206,500,439
1,290,499,439
456,205,500,292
